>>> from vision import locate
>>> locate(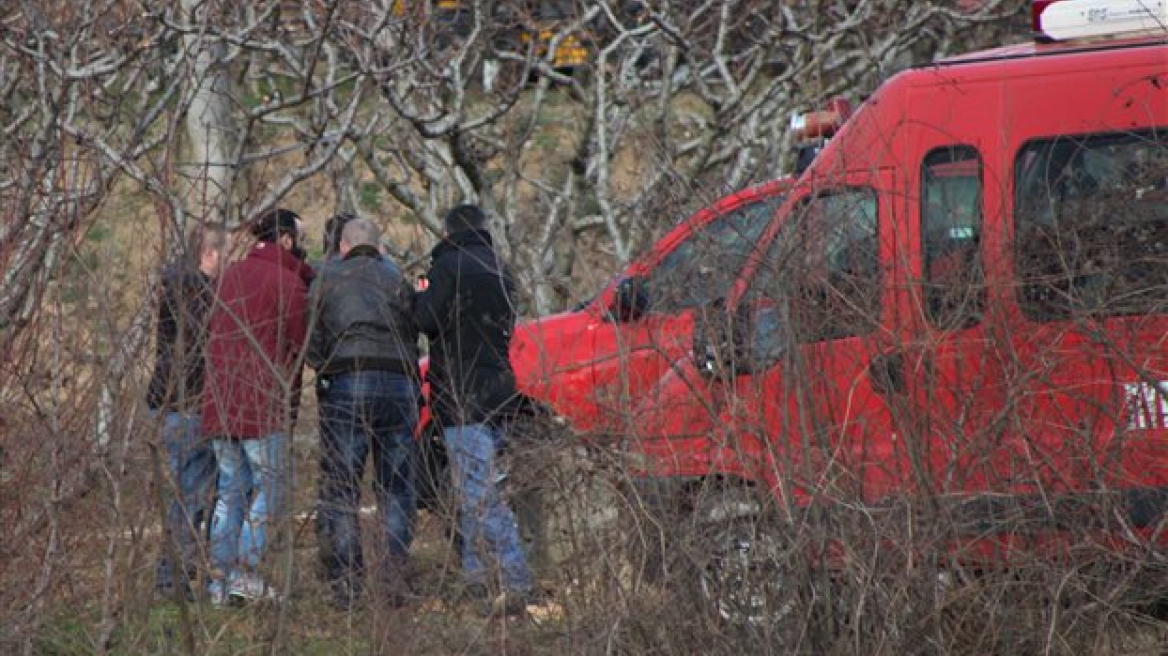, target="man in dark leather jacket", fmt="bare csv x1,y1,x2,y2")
307,217,421,609
414,204,534,616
